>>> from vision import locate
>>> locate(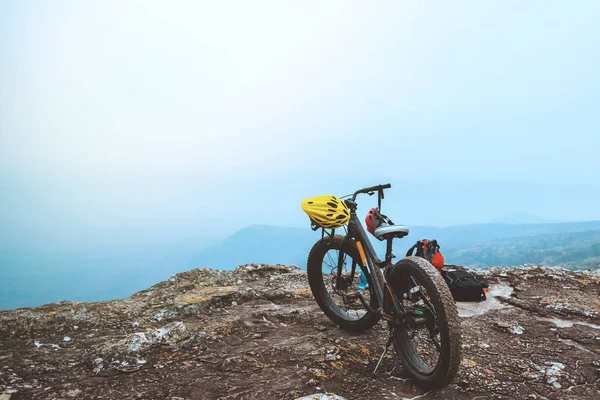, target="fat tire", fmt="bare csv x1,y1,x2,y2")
307,235,380,332
387,256,462,389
